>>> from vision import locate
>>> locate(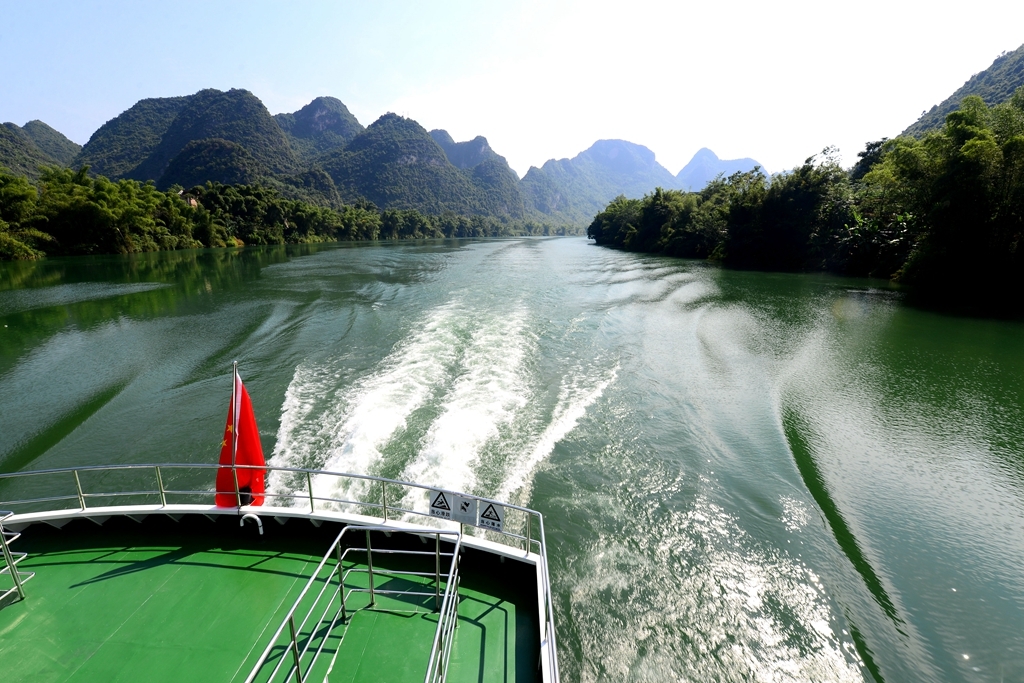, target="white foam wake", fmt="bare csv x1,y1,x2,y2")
272,301,613,514
497,364,618,502
270,302,462,503
400,307,531,511
272,362,337,471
